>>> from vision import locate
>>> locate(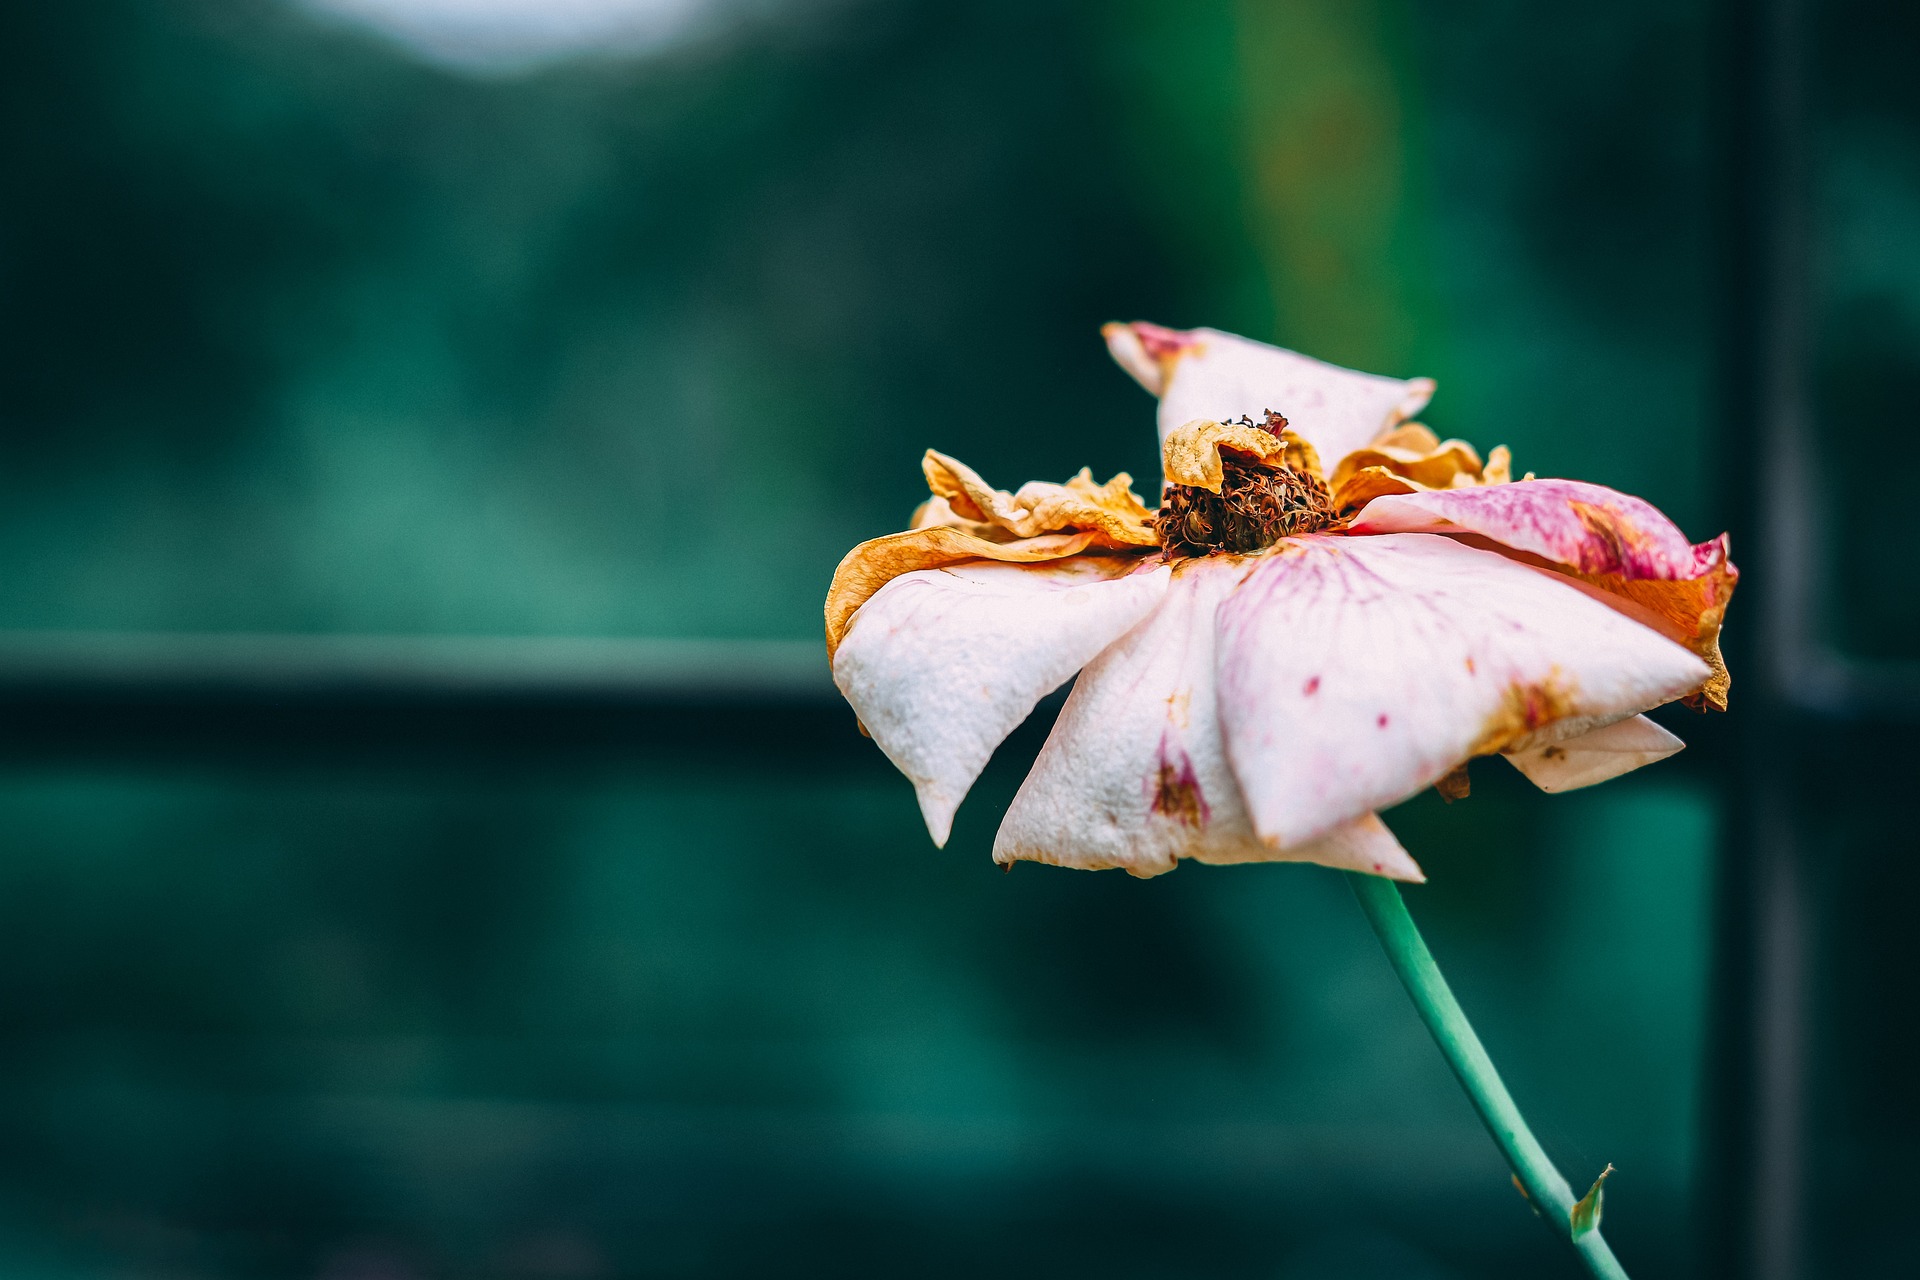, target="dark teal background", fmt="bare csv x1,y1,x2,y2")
0,0,1909,1276
0,744,1715,1278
